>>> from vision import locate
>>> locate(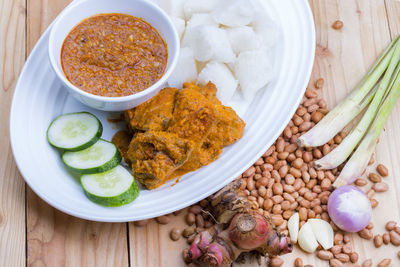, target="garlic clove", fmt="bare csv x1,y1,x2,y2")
298,222,318,253
288,212,299,243
308,219,334,250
